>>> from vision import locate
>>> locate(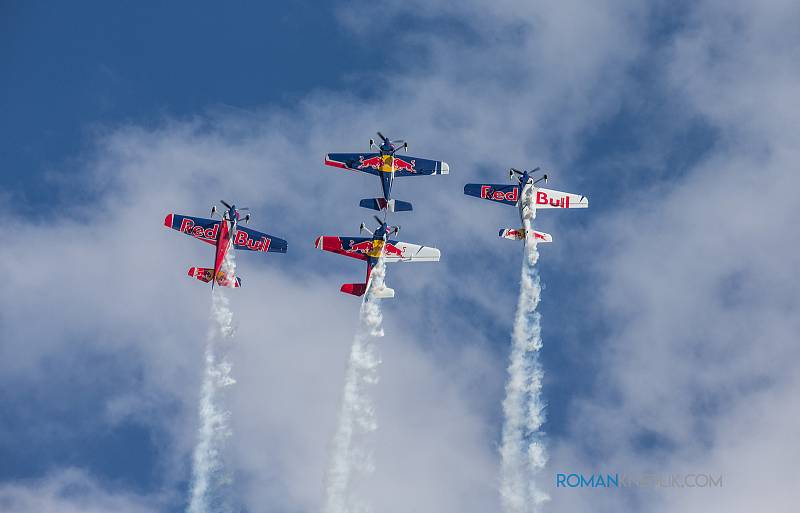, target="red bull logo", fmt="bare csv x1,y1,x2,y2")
392,157,416,173
349,240,375,253
358,155,417,174
536,190,570,208
180,218,219,242
480,185,519,203
358,155,383,171
233,230,272,252
349,240,404,258
384,243,403,257
190,268,214,281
